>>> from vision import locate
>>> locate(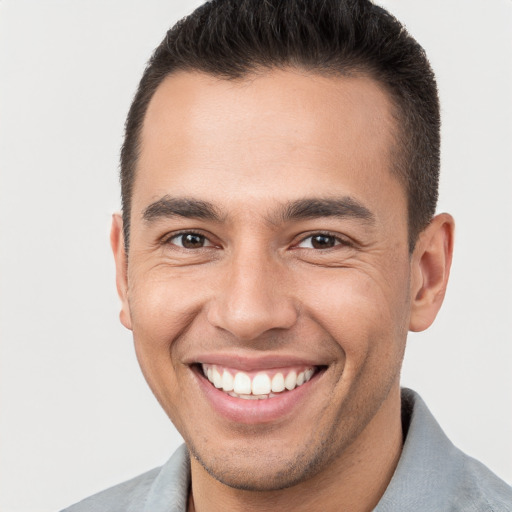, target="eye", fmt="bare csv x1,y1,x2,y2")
297,233,346,249
168,232,213,249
